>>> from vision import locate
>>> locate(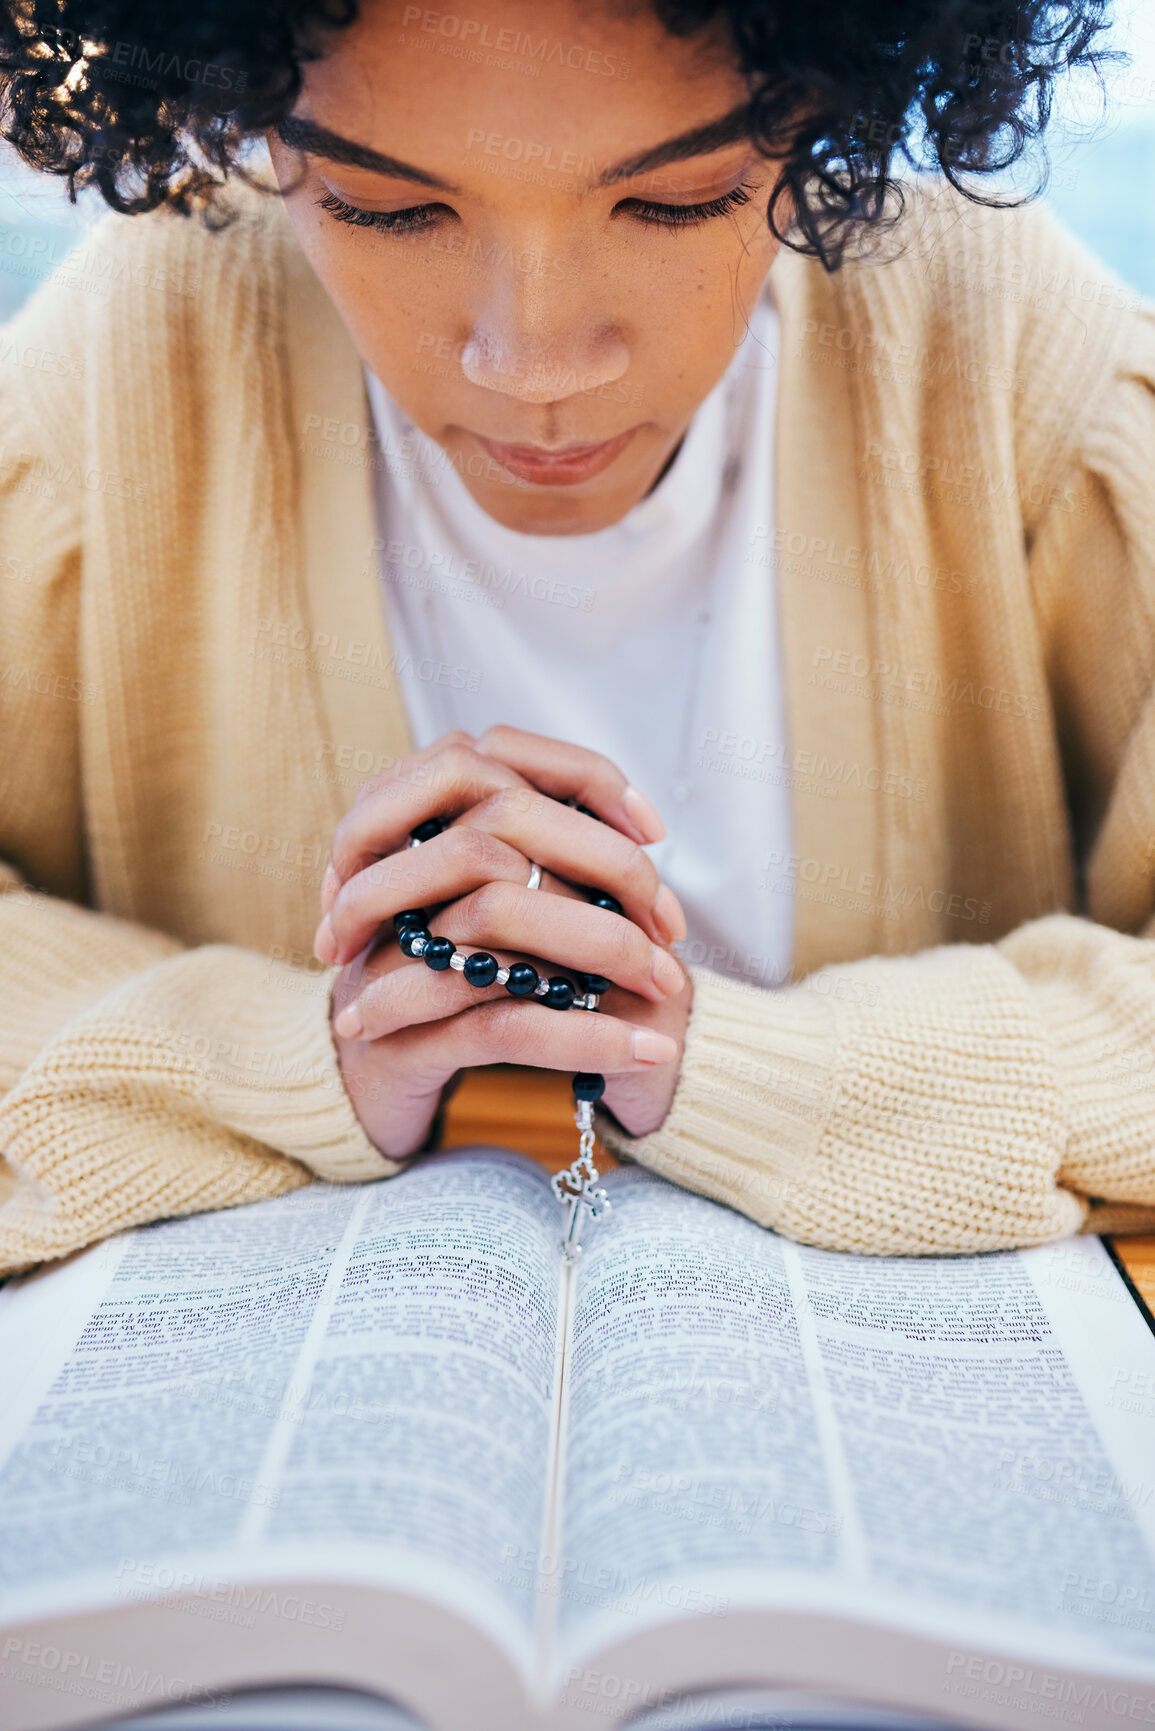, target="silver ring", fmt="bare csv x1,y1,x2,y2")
526,861,542,891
